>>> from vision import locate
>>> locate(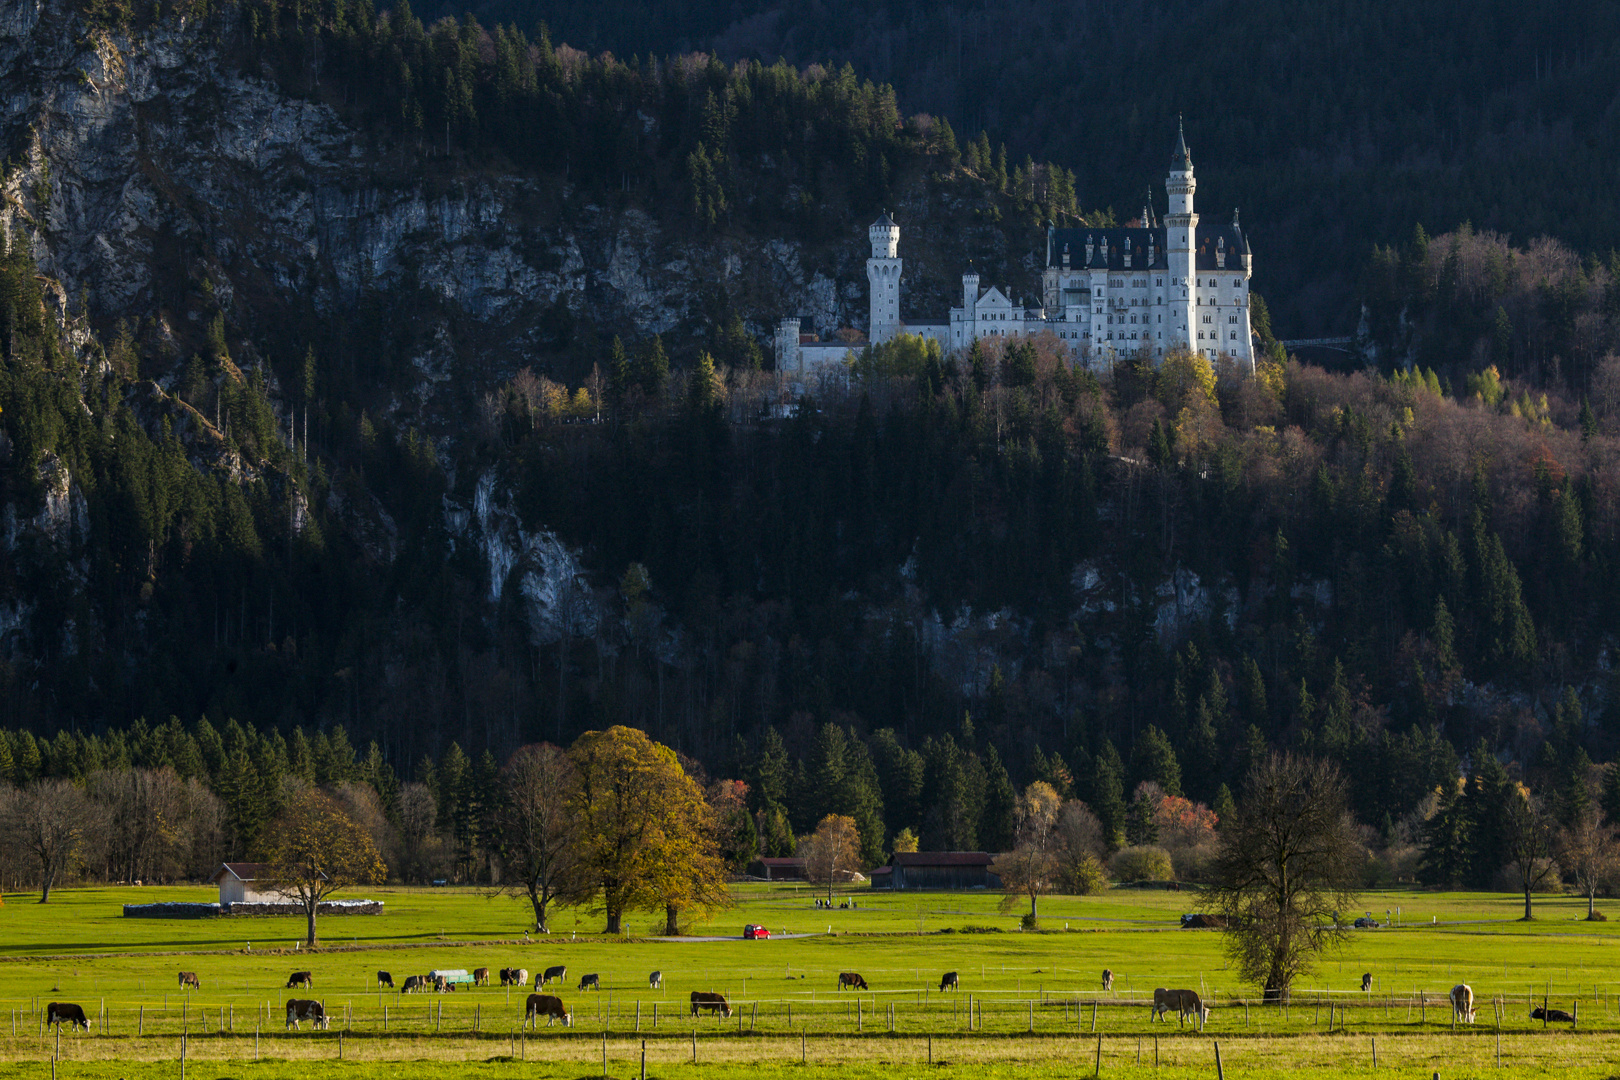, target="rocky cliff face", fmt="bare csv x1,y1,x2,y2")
0,0,970,422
